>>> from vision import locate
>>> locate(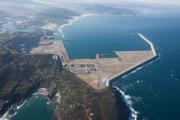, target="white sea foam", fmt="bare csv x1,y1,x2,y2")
122,74,128,78
123,54,160,79
58,13,94,38
136,80,140,84
0,100,27,120
0,109,17,120
46,99,51,105
16,100,26,110
113,86,138,120
0,111,9,120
